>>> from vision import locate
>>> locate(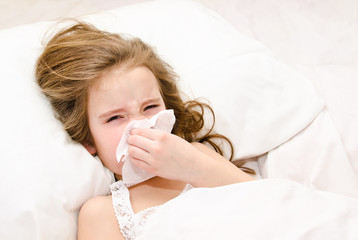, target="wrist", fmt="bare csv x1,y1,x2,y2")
187,149,255,188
